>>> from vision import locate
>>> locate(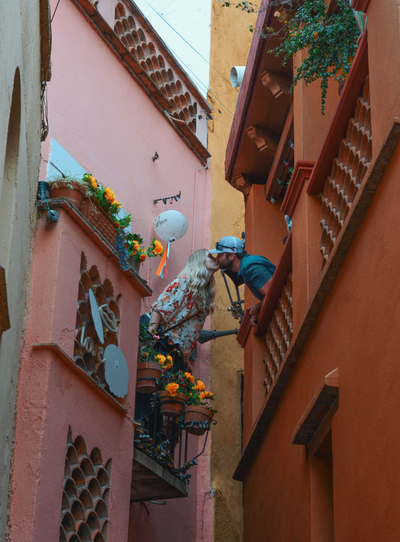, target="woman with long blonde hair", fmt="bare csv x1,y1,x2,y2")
149,249,218,361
